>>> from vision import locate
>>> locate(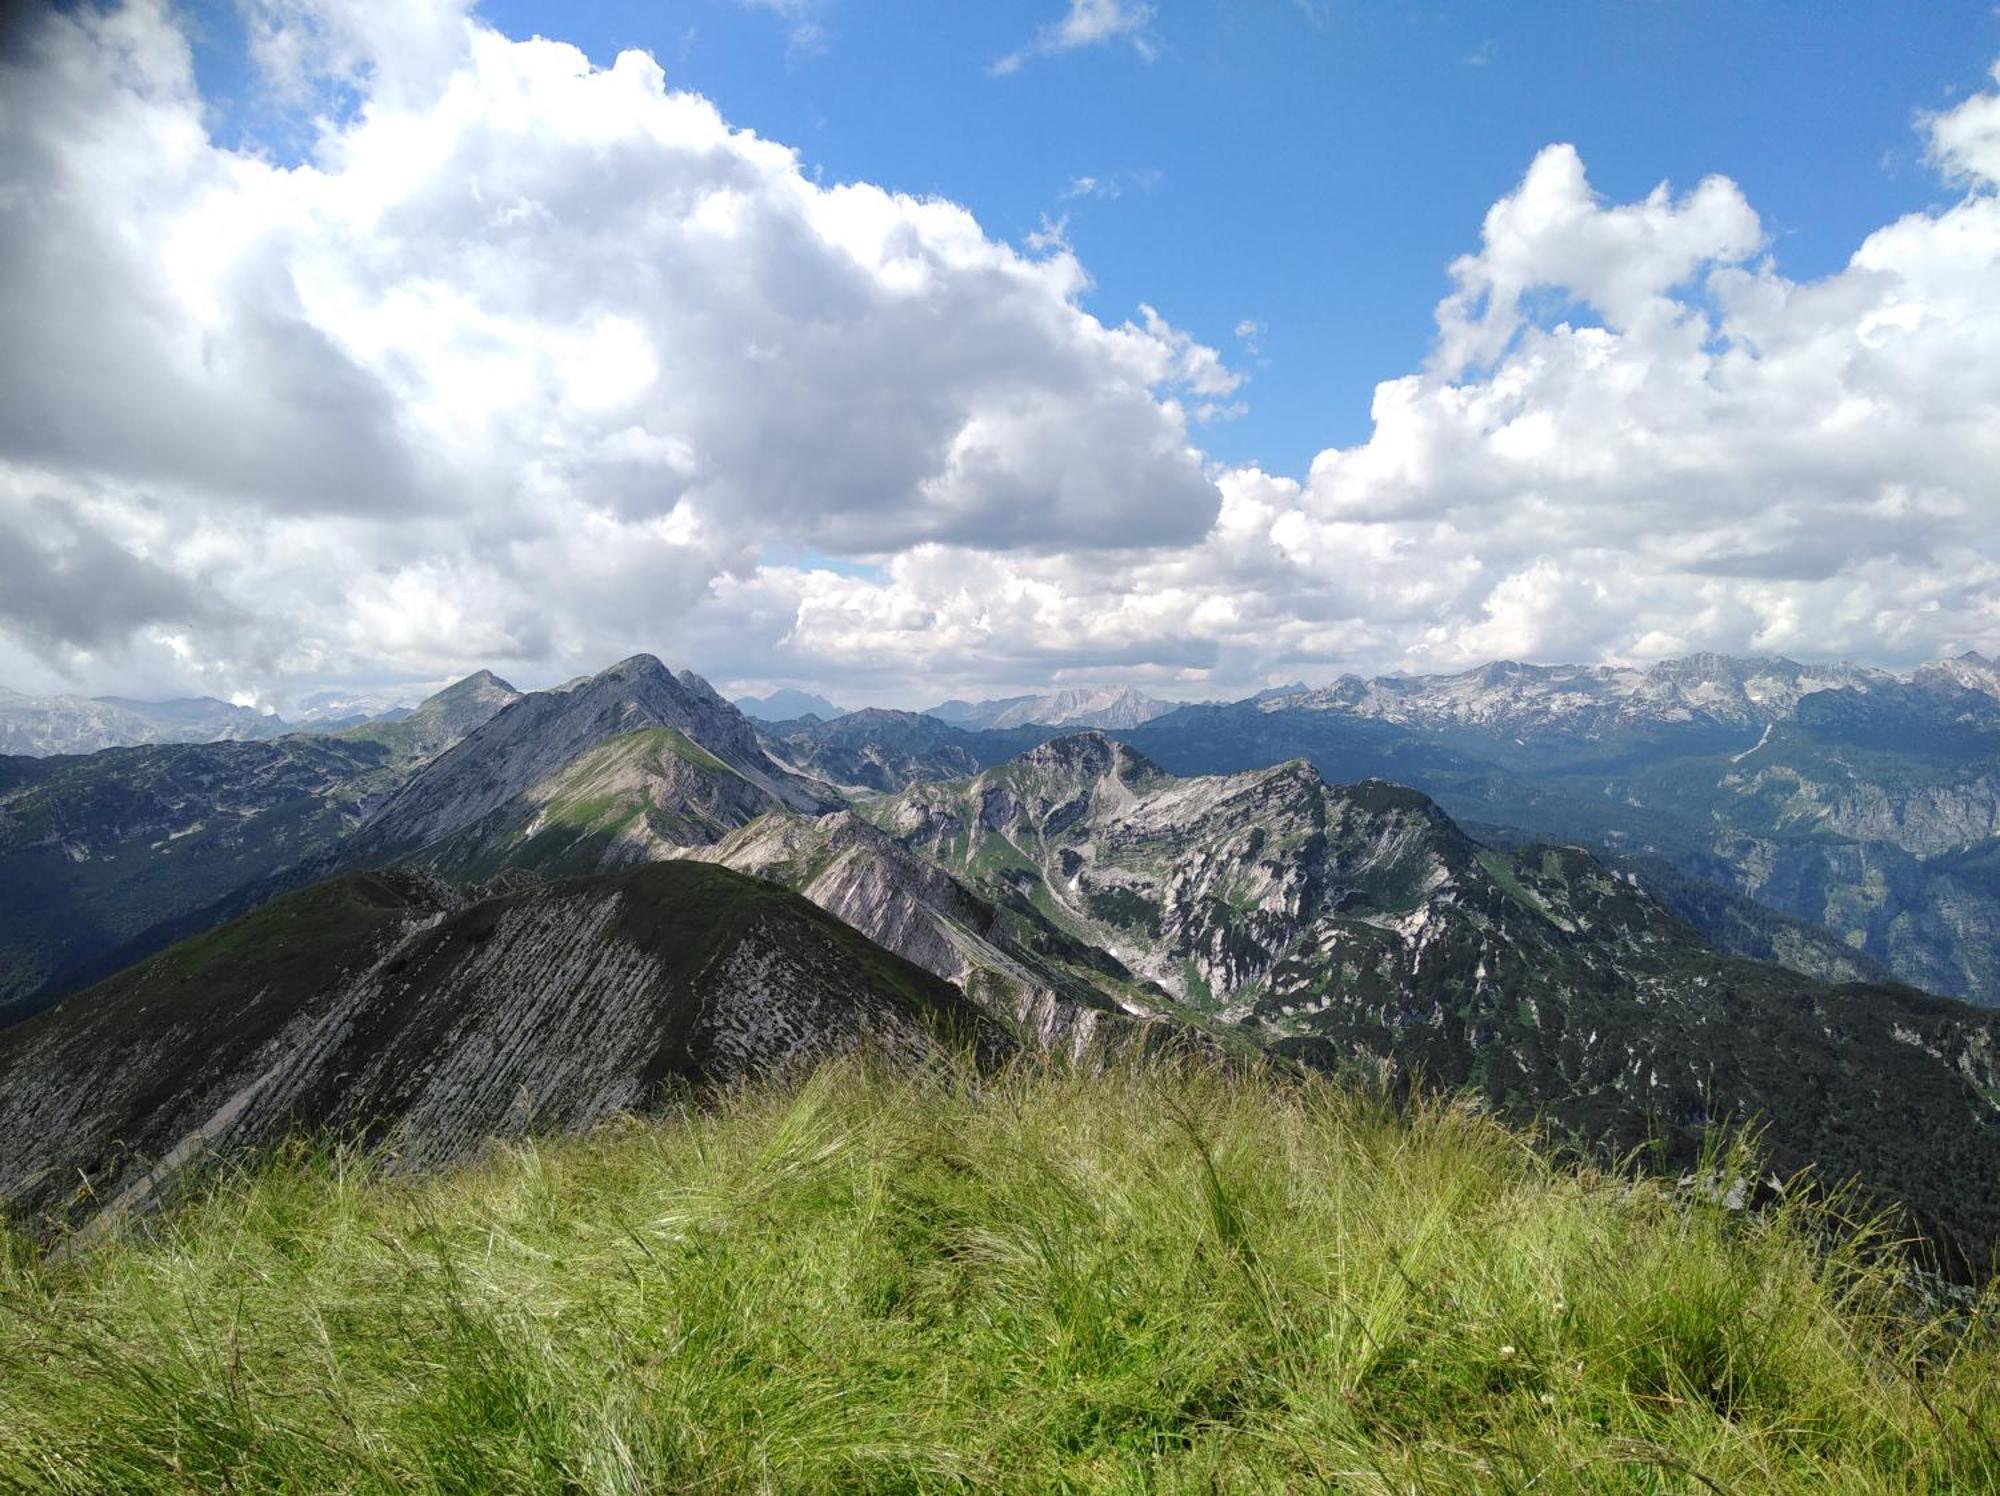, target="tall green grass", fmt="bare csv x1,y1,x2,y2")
1,1057,1994,1492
